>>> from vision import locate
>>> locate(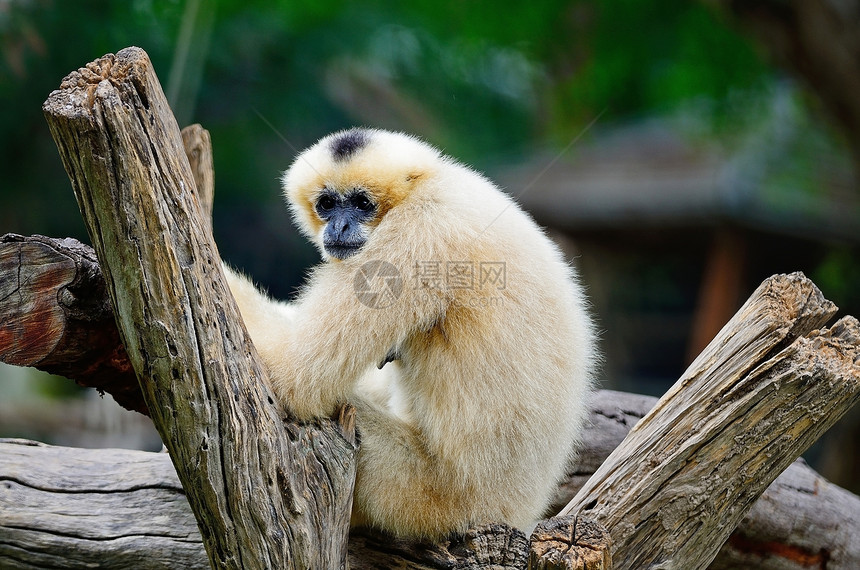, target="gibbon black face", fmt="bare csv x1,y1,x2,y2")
315,188,377,259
